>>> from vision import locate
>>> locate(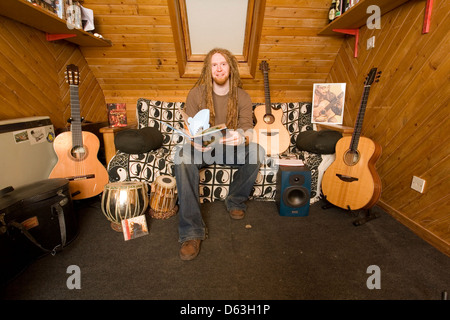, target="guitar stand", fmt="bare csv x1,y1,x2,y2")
352,208,380,226
321,196,380,226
